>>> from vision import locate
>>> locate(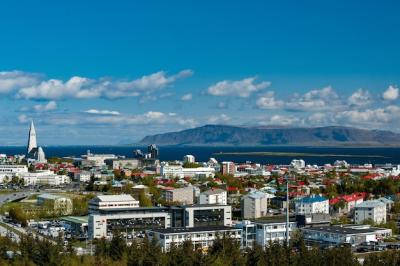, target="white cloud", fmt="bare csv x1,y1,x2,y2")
0,71,40,94
181,93,192,101
285,86,340,111
207,77,270,97
256,91,284,109
33,101,57,112
207,114,231,124
348,88,371,107
10,70,192,100
335,105,400,125
85,109,120,116
41,111,197,128
258,114,300,126
382,85,399,101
